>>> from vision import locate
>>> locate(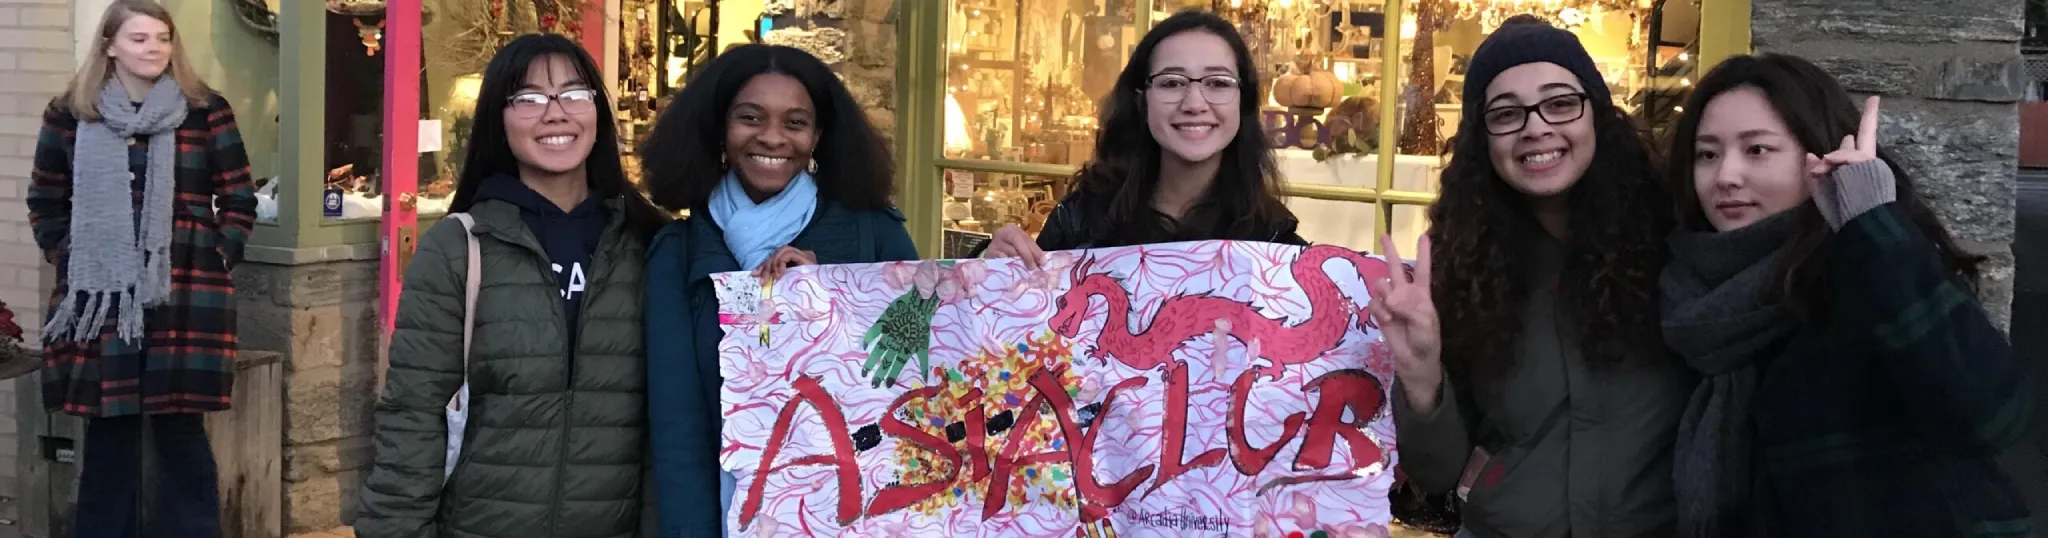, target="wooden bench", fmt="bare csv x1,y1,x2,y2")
13,349,284,538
